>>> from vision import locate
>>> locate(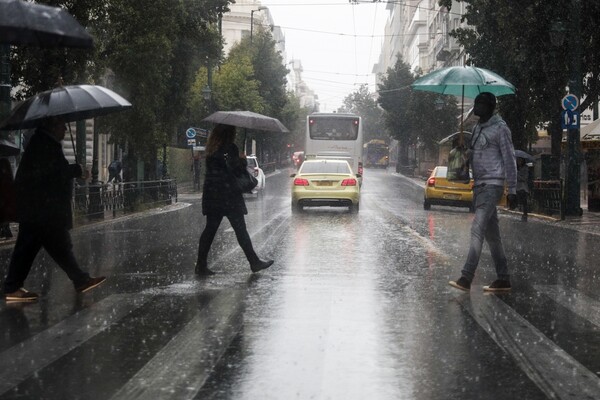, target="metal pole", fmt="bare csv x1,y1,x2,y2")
0,44,11,126
250,10,255,43
566,0,582,216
